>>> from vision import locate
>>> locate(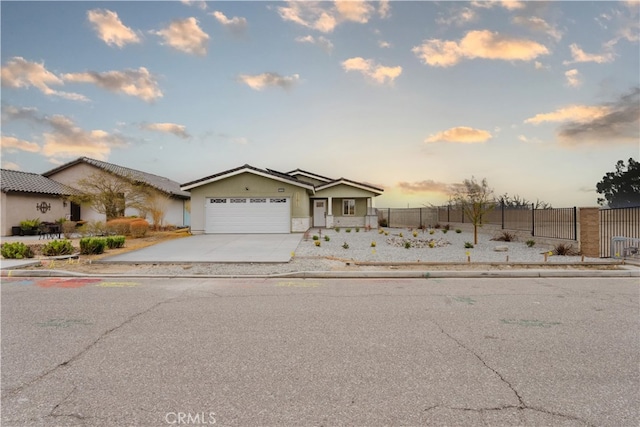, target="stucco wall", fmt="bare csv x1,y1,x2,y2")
1,193,70,236
188,172,311,234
